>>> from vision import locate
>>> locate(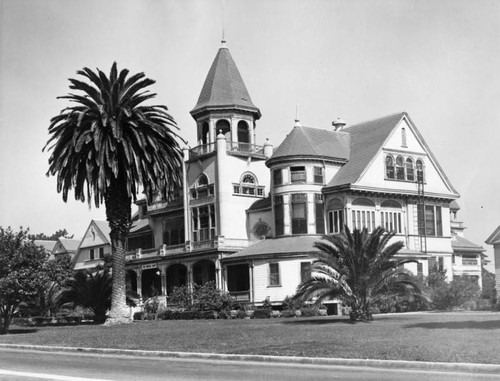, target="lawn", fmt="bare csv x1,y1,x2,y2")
2,311,500,364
